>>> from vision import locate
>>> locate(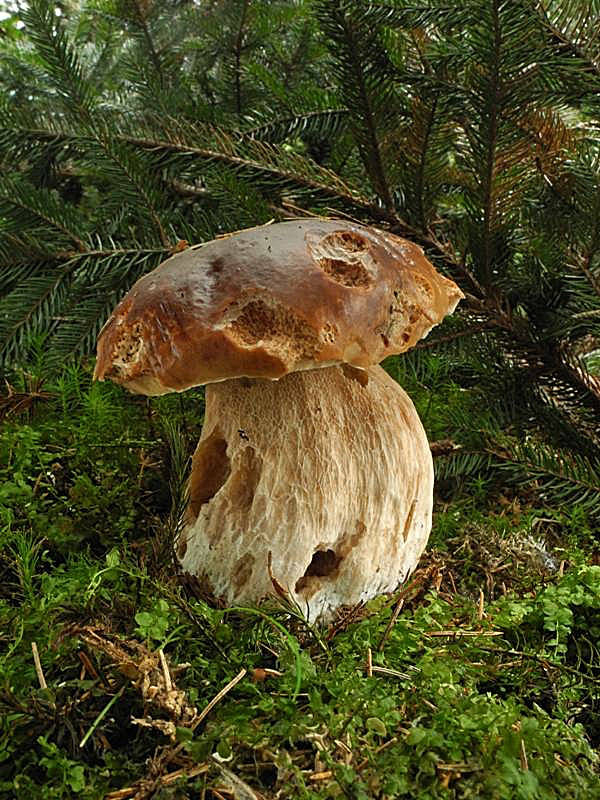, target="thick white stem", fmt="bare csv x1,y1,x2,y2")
177,364,433,621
